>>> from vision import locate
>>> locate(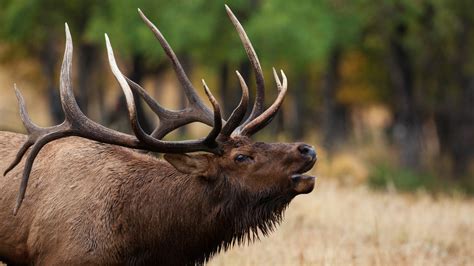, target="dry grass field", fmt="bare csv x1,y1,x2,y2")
208,179,474,266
